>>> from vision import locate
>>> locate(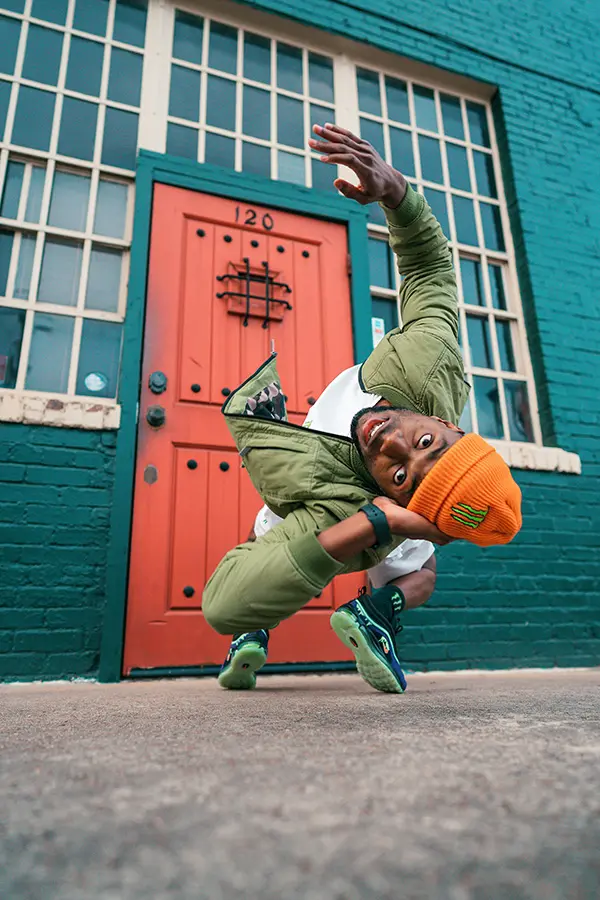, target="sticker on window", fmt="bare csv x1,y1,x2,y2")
371,317,385,348
84,372,108,392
